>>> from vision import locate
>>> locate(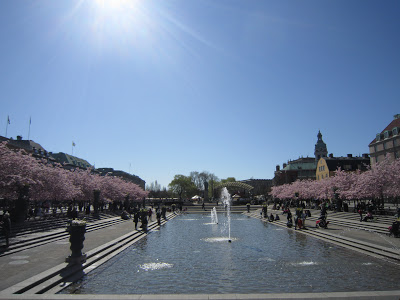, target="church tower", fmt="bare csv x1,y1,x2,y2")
314,130,328,162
